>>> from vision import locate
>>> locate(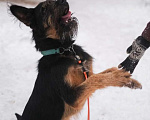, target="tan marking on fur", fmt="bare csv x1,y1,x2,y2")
43,17,52,28
65,60,93,87
62,60,93,119
84,60,93,76
65,65,84,87
62,102,80,120
46,28,59,39
43,16,60,39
